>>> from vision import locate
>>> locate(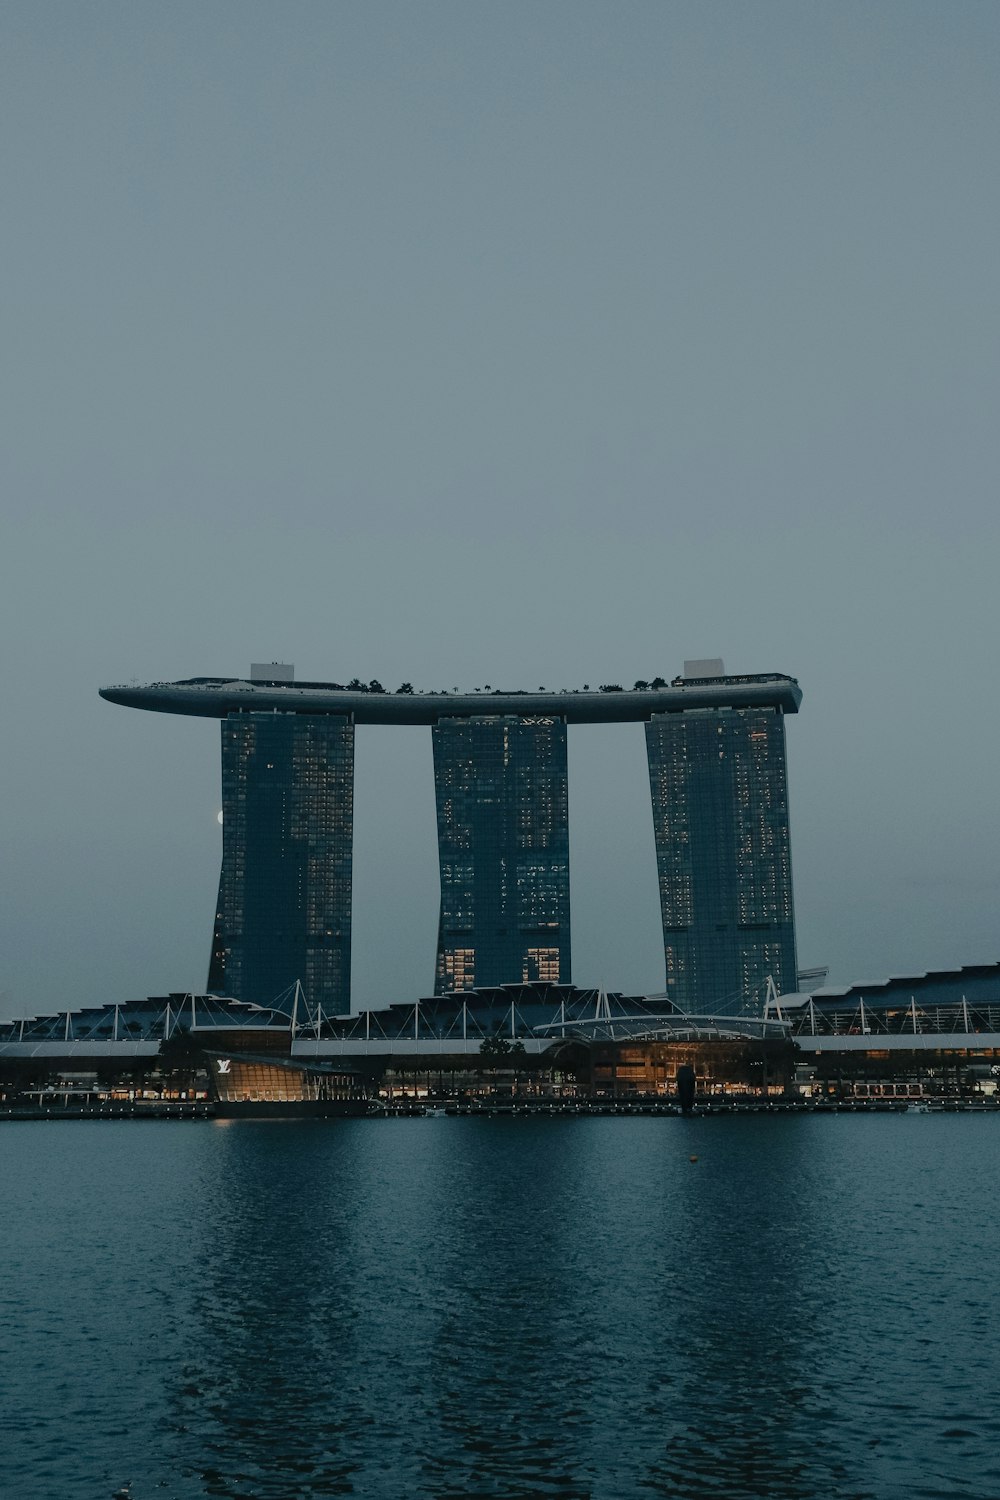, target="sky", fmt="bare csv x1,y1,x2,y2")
2,1,998,1019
